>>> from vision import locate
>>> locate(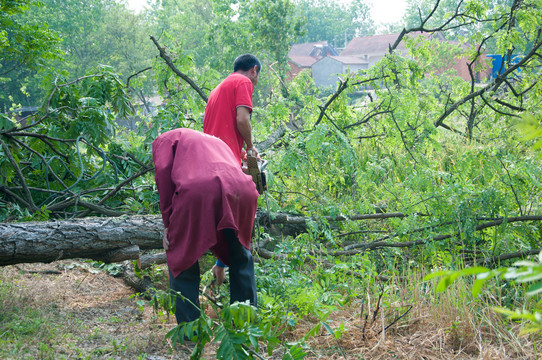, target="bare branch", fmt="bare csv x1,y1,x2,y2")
343,101,392,130
480,94,520,117
333,215,542,255
468,249,542,266
126,66,152,88
492,97,525,112
390,112,418,164
255,124,286,152
47,199,126,217
0,185,33,209
8,131,73,160
149,35,208,103
315,78,349,126
0,137,37,212
8,136,73,193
